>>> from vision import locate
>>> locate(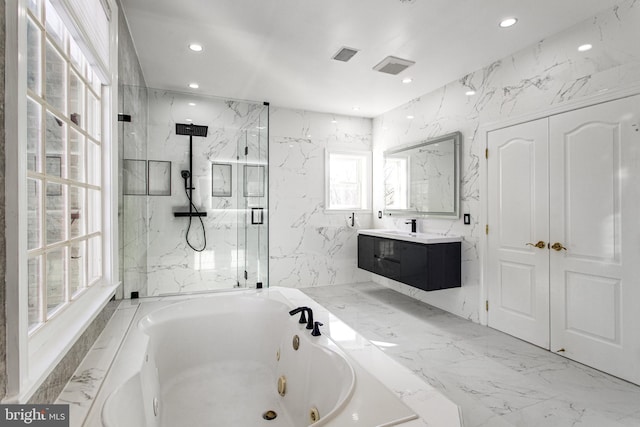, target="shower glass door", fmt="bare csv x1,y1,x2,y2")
237,106,269,288
120,86,269,297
